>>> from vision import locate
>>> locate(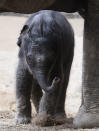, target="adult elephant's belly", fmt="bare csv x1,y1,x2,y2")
0,0,55,13
0,0,85,14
